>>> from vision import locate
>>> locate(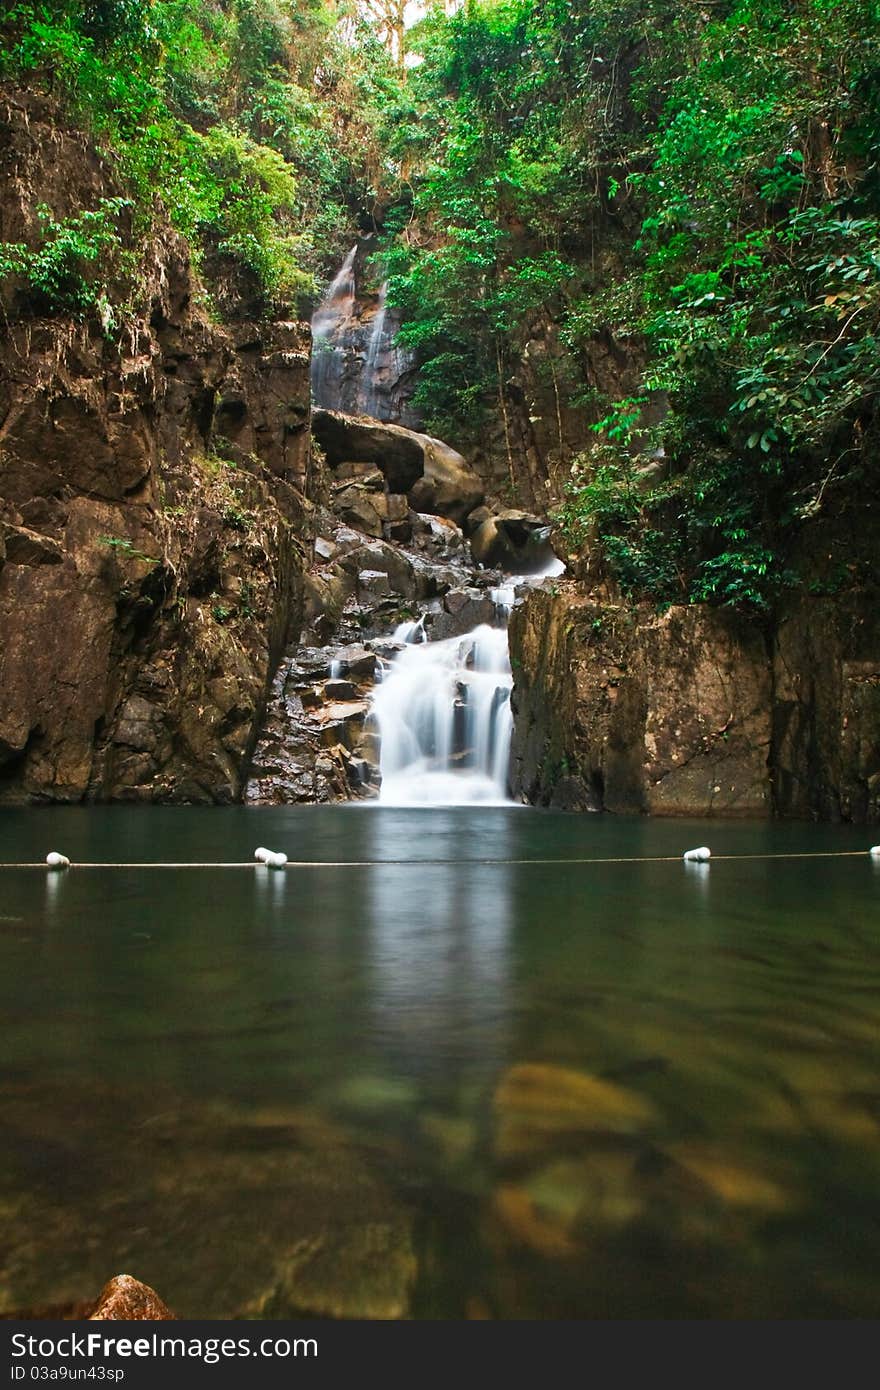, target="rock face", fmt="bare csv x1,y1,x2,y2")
310,238,420,428
771,594,880,821
510,582,880,821
0,88,311,804
509,585,772,815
